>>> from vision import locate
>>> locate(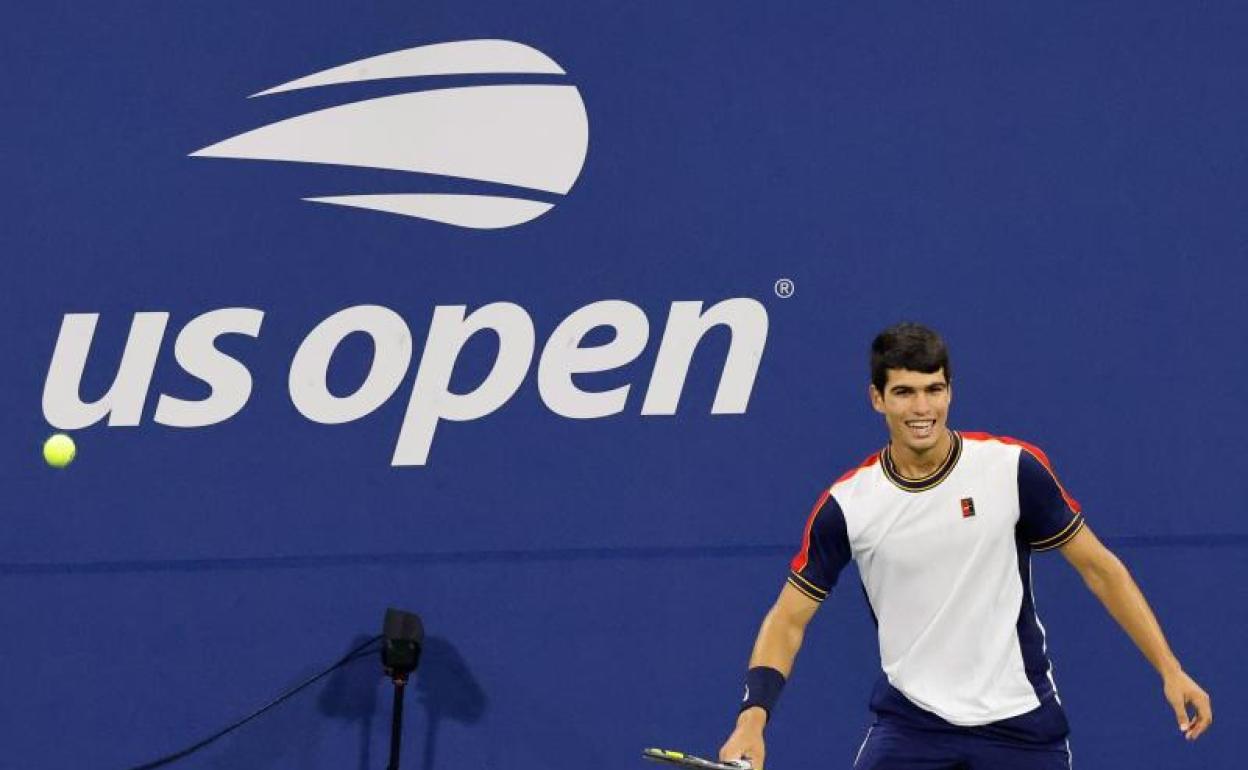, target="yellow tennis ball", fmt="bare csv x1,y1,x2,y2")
43,433,76,468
